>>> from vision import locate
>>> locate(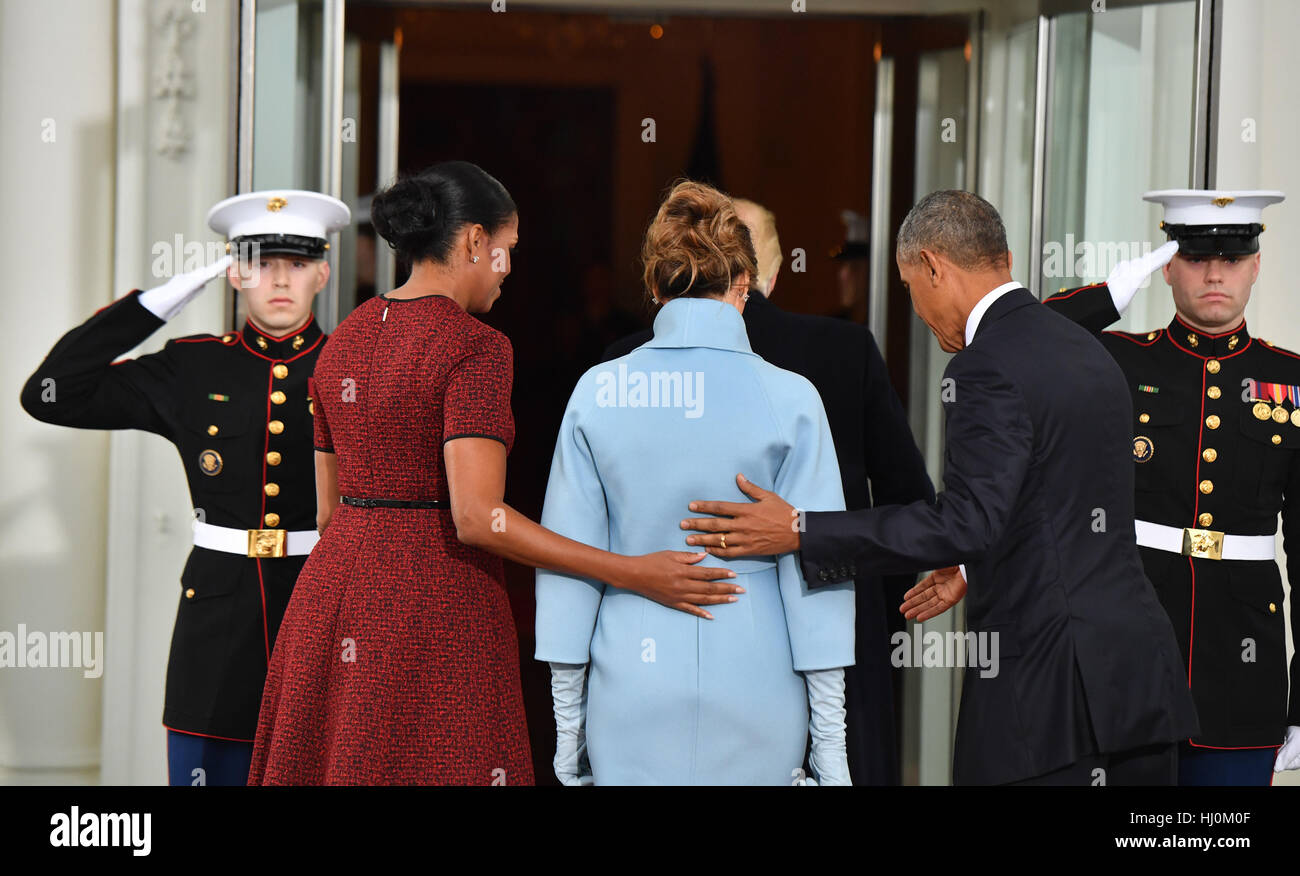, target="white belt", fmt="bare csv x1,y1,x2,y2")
1134,520,1275,561
193,519,319,558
